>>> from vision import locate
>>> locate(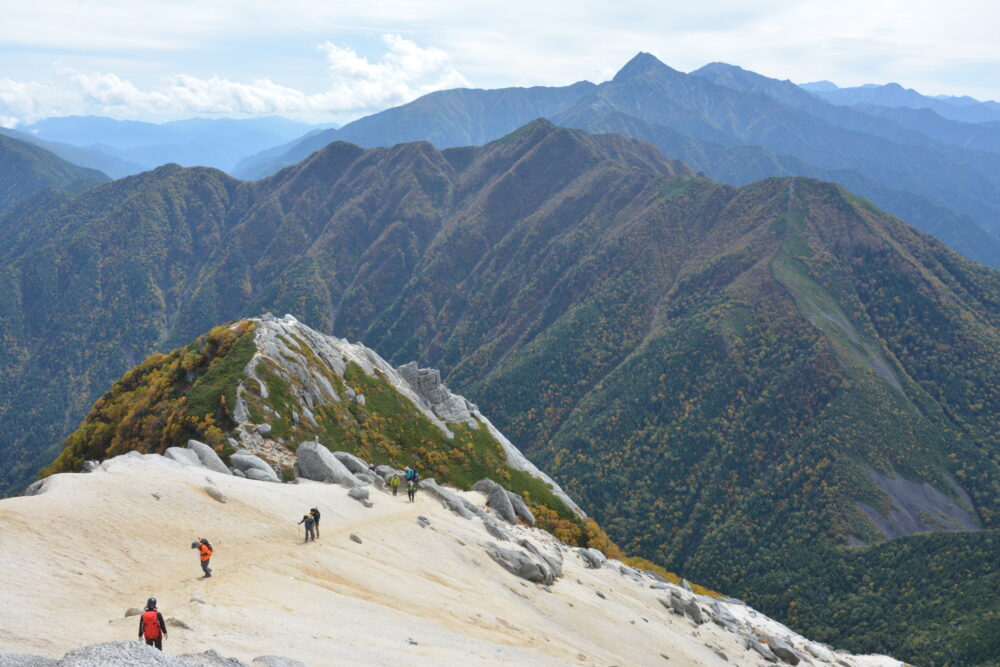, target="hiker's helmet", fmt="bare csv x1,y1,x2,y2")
146,597,156,609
